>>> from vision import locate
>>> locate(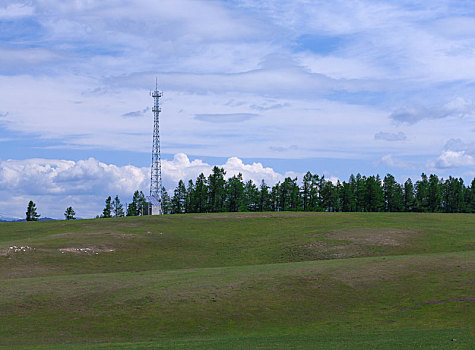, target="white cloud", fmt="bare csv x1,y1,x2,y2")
433,138,475,169
435,151,475,169
0,153,290,218
0,3,34,18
